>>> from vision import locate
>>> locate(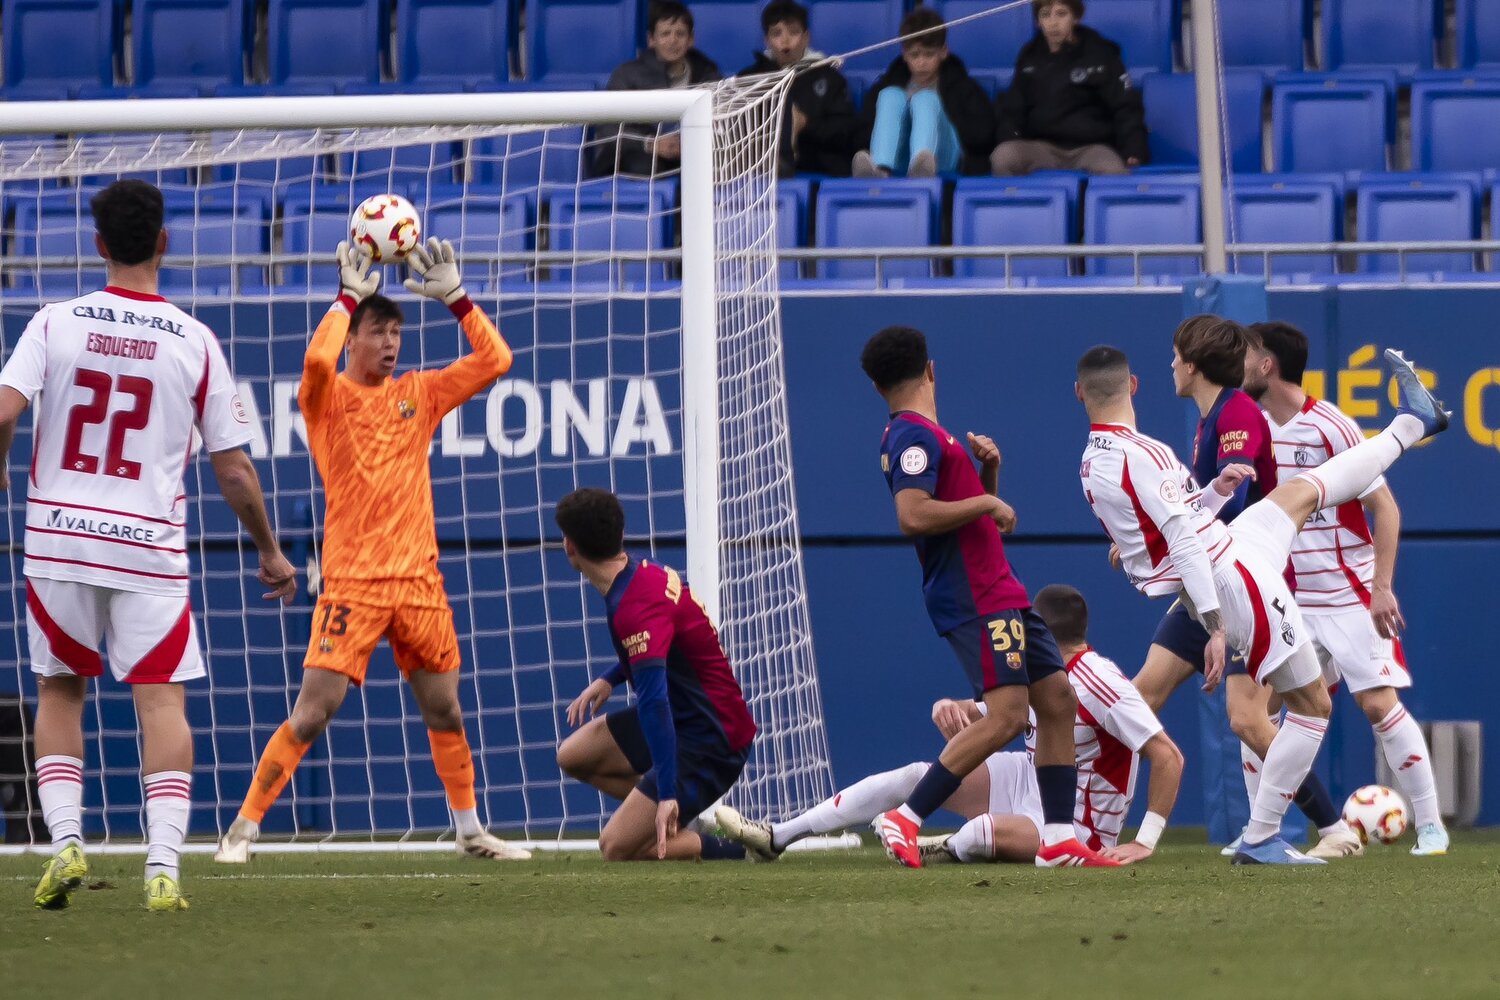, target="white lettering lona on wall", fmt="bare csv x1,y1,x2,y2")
238,377,674,460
